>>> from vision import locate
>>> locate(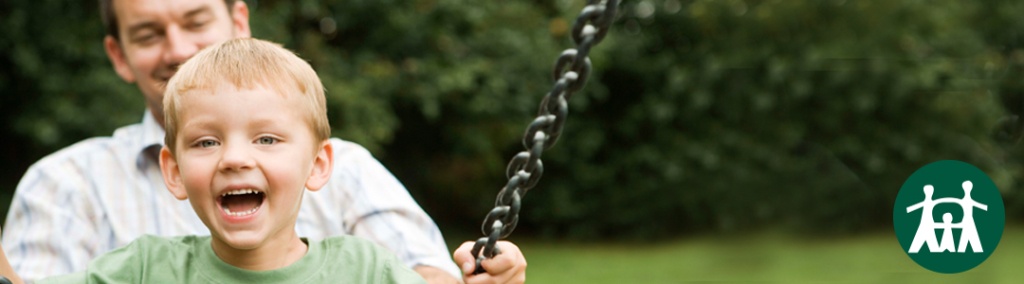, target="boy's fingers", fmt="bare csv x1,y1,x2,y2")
477,252,513,274
454,240,526,283
463,267,524,284
461,261,475,275
453,241,483,275
452,241,475,265
466,241,526,284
